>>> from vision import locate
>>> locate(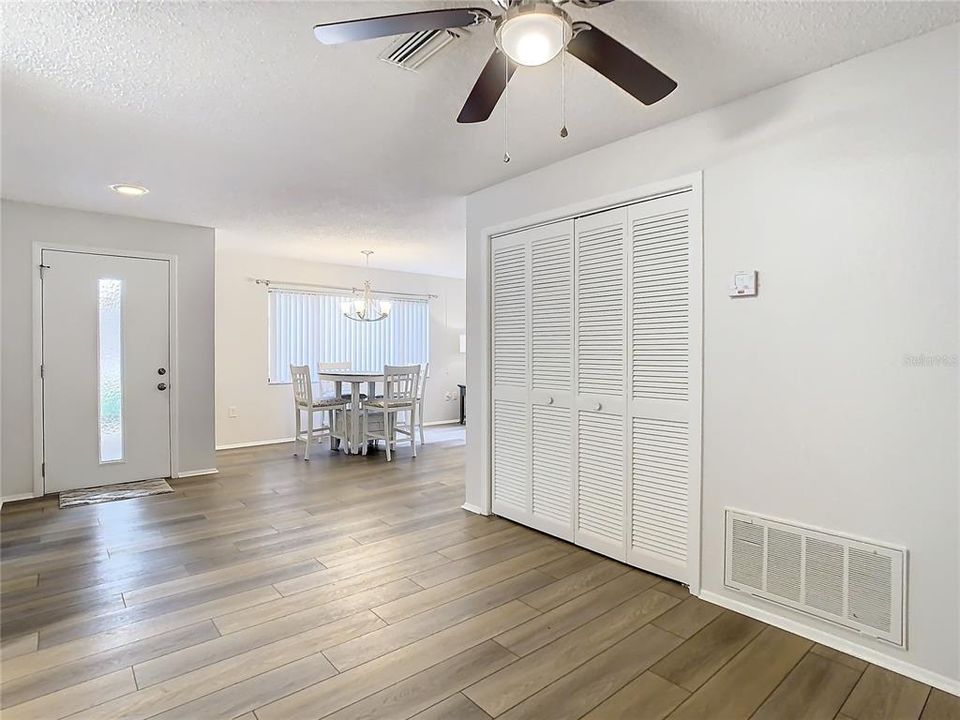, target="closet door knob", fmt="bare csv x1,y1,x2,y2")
545,396,554,405
592,401,602,411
